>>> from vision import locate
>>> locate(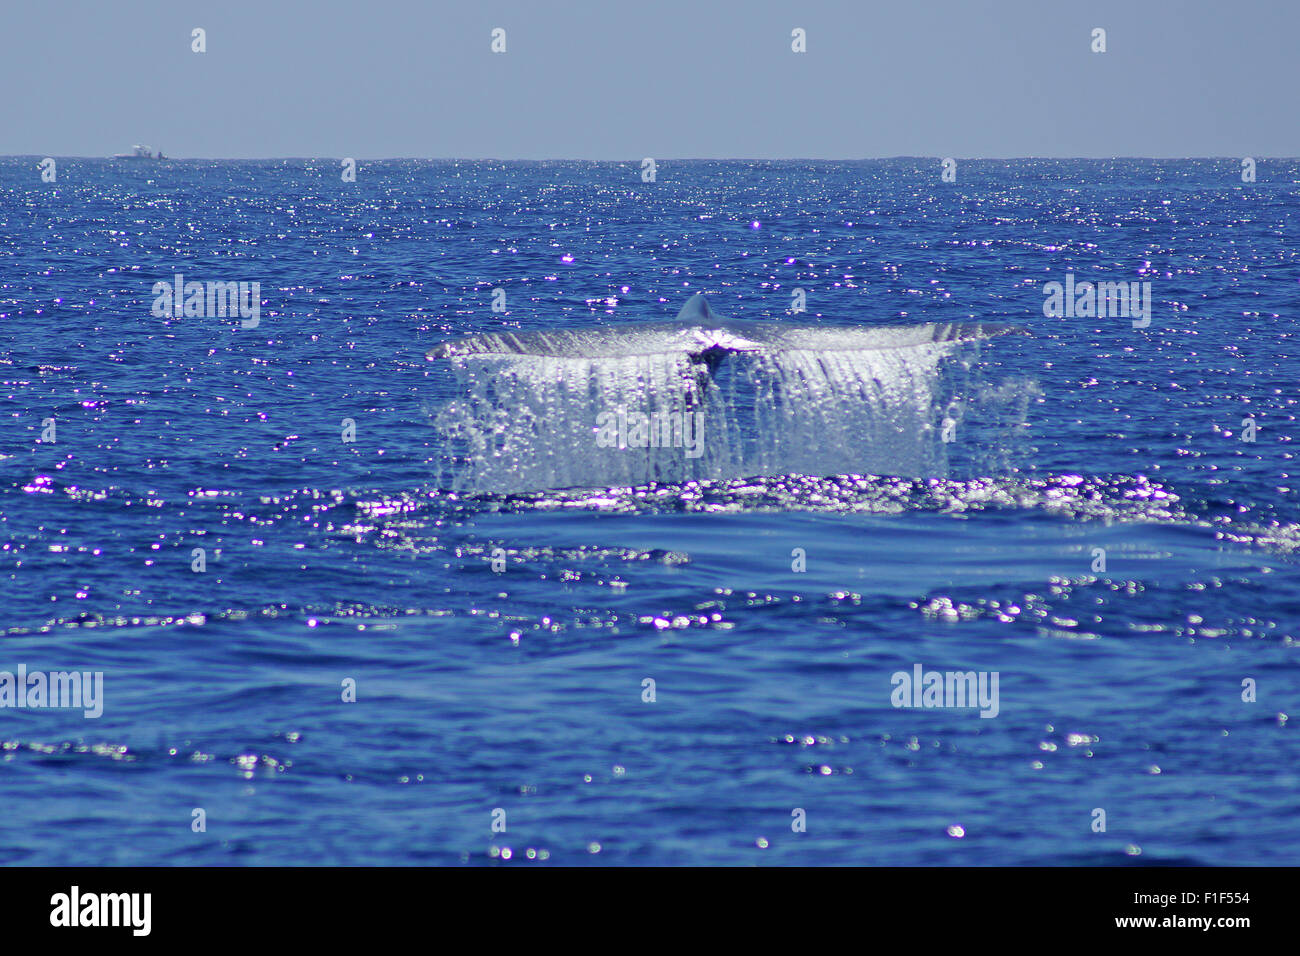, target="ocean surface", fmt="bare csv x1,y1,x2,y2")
1,157,1298,865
